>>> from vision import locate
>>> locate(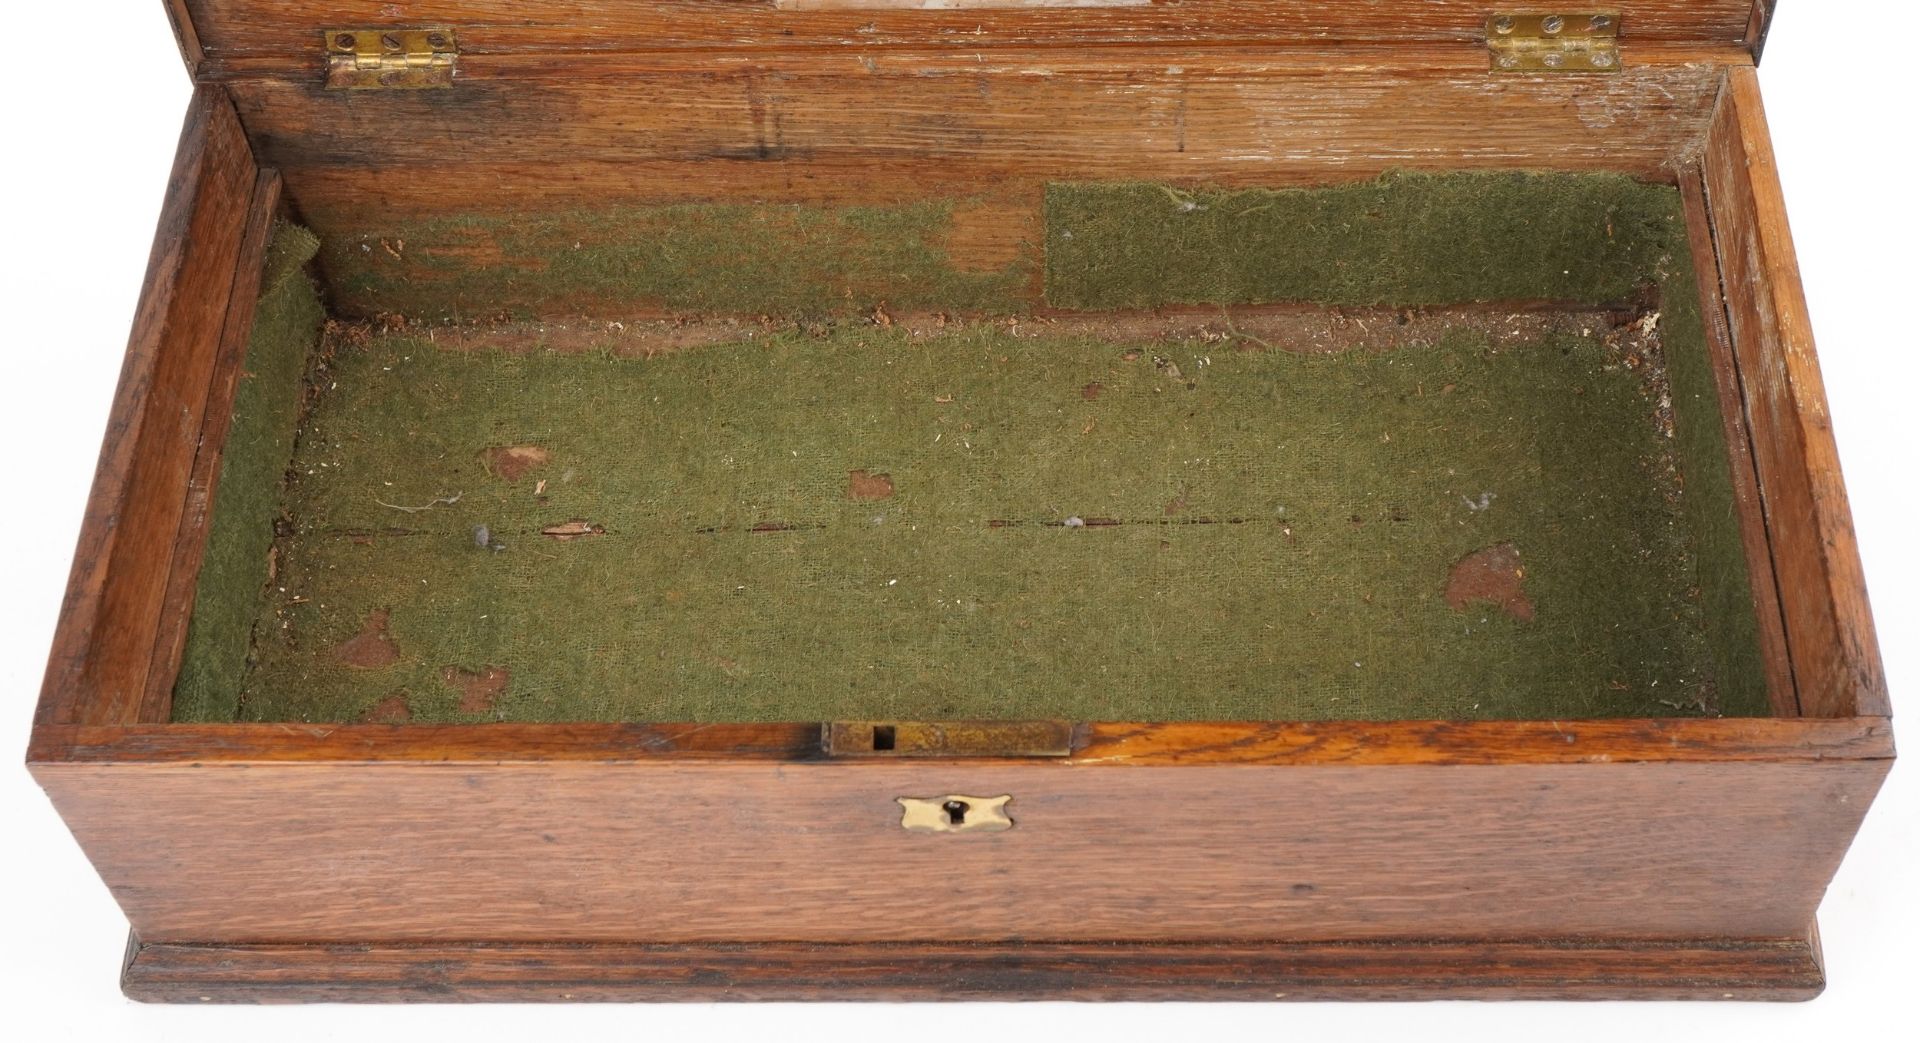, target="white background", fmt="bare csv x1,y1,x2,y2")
0,3,1911,1038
